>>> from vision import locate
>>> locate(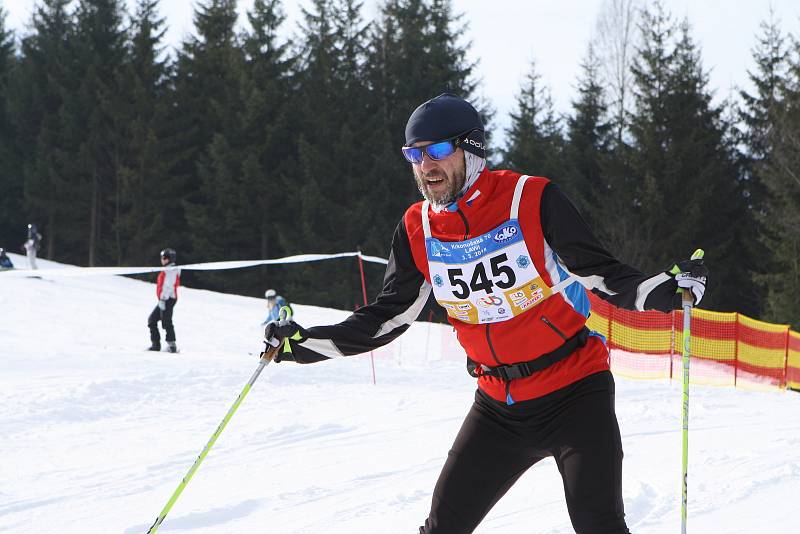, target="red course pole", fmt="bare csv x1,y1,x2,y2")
358,251,377,385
